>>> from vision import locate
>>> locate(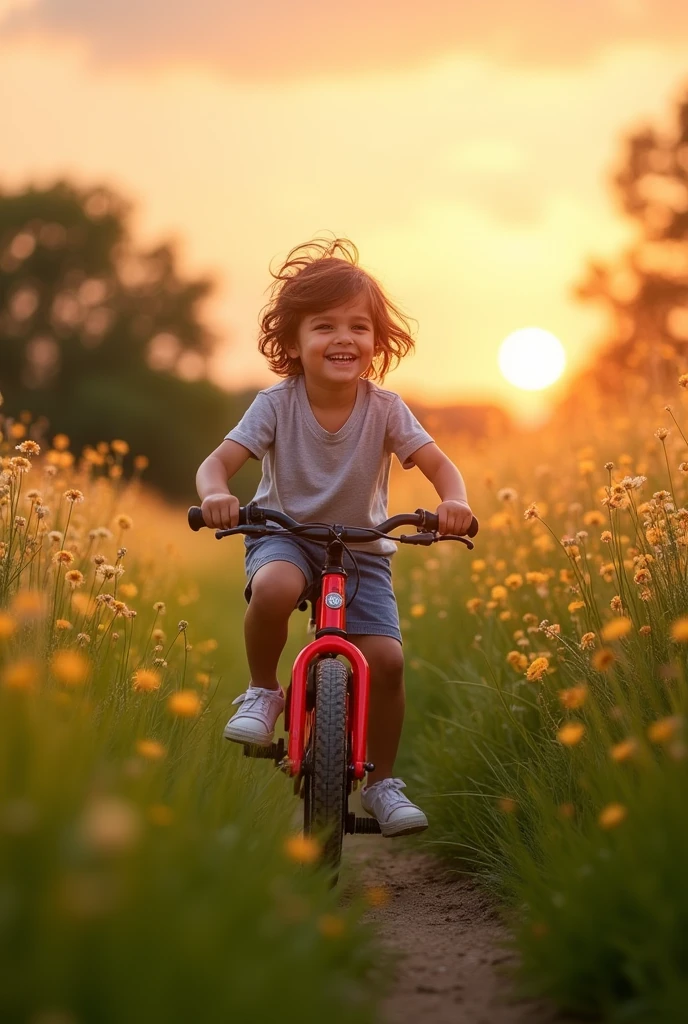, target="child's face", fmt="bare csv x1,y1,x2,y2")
287,294,375,387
